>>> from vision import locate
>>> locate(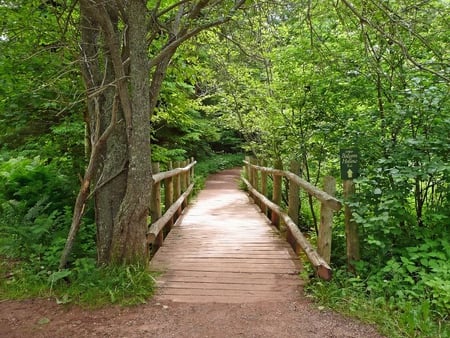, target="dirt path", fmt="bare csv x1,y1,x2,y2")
1,298,383,338
0,169,384,337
